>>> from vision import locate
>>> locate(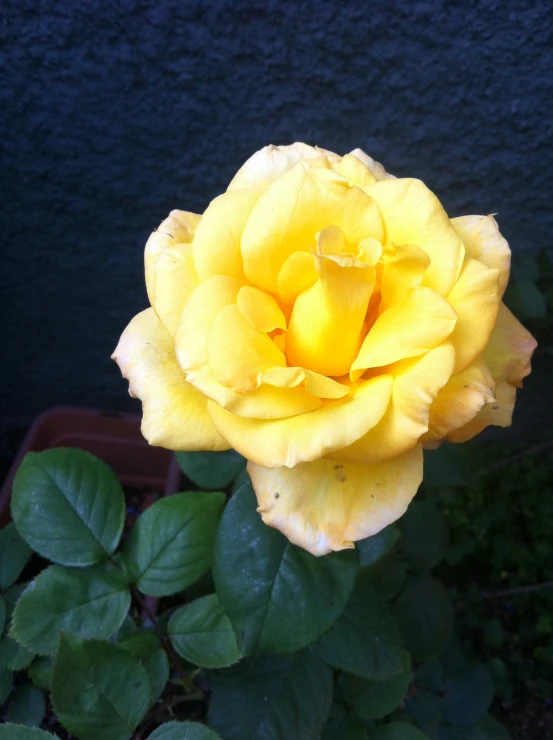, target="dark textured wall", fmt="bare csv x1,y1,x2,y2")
2,0,552,426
